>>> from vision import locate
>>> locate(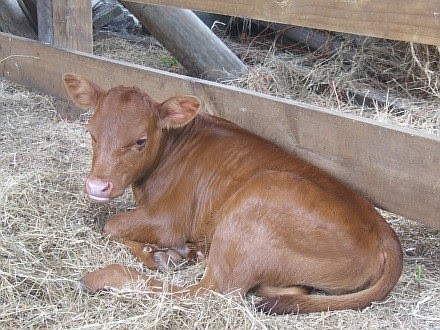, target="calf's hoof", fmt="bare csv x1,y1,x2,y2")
152,246,206,271
135,243,206,272
153,250,185,272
